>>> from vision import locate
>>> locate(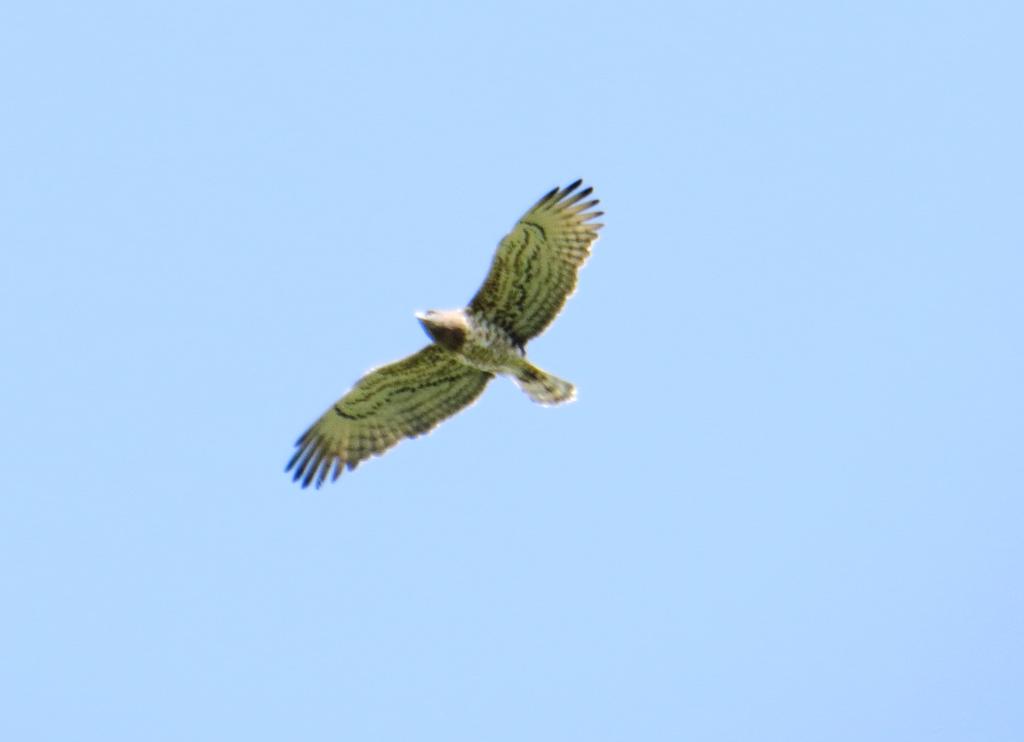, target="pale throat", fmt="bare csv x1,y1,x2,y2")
416,309,469,351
